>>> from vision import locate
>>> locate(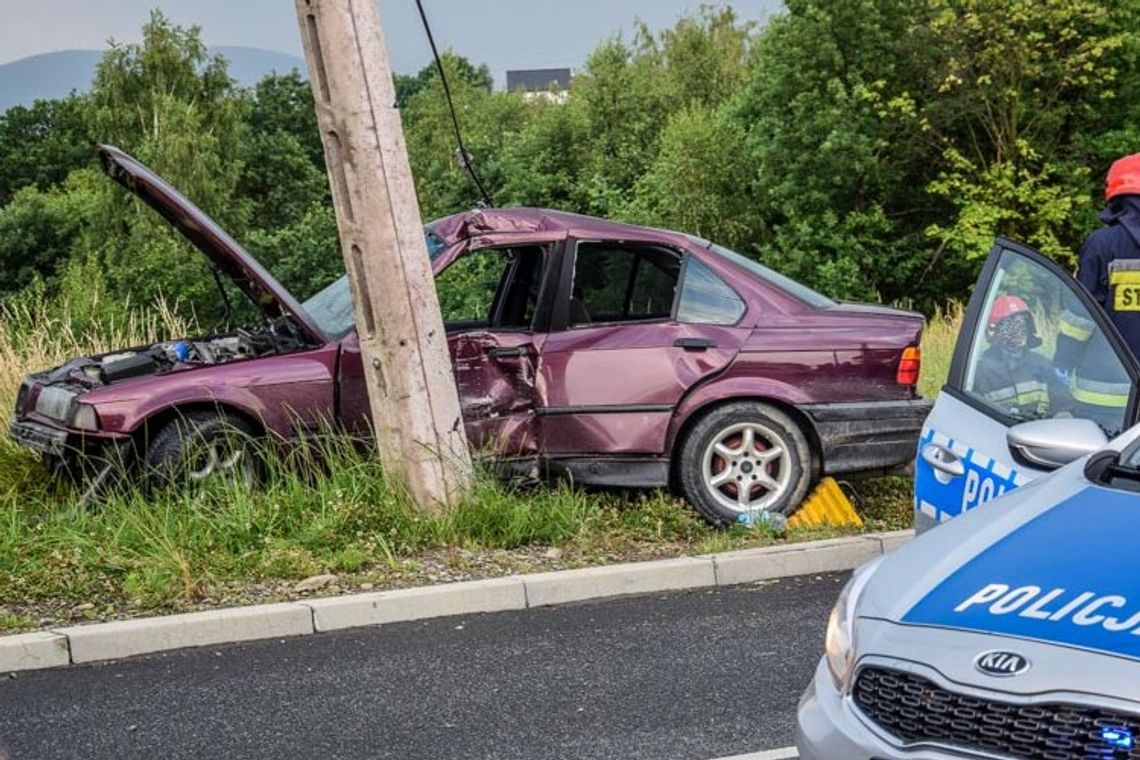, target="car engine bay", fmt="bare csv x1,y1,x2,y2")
38,320,311,391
